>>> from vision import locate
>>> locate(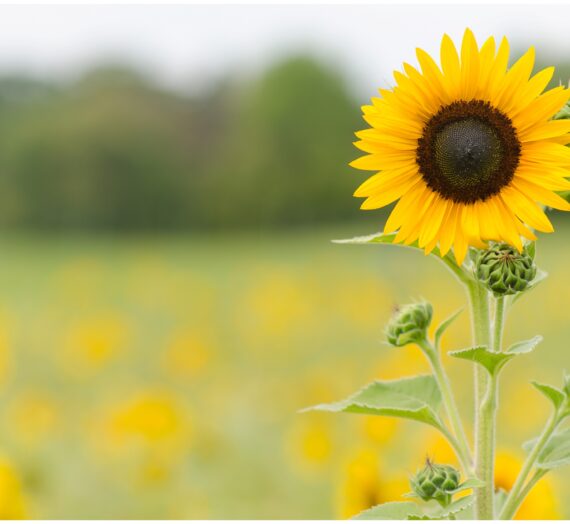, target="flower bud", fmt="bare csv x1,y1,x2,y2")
474,243,536,297
554,100,570,120
411,460,460,506
385,302,433,347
